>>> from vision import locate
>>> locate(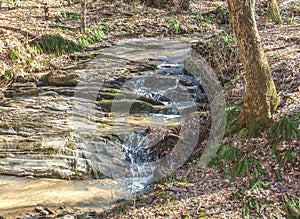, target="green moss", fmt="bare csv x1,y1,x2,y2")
156,210,172,216
25,59,36,68
238,128,249,138
98,91,125,100
9,49,20,60
65,142,77,150
197,213,210,219
98,99,113,112
97,124,106,129
130,101,154,113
